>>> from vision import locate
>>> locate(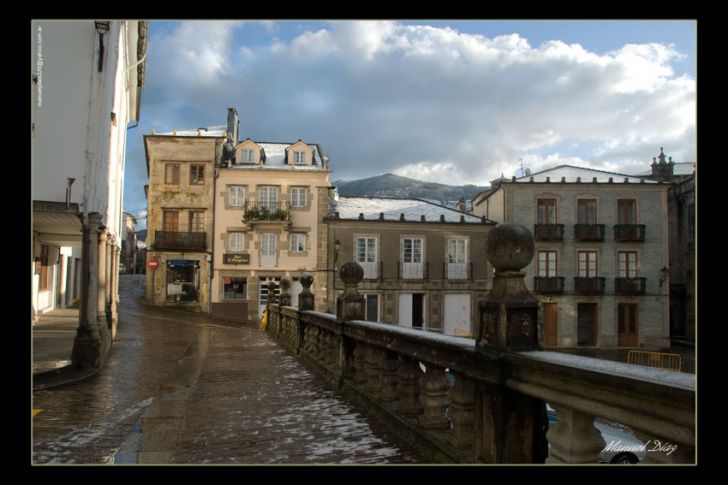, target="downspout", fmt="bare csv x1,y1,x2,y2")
209,138,220,315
